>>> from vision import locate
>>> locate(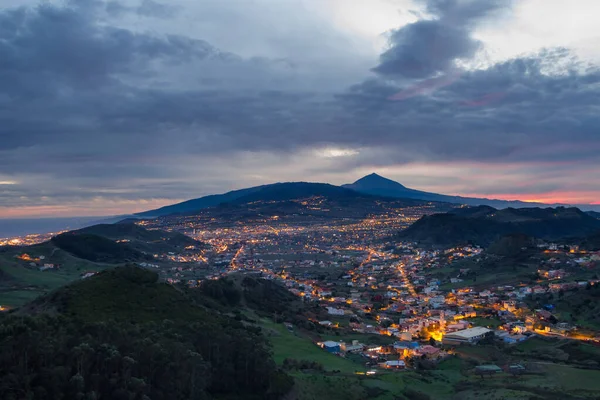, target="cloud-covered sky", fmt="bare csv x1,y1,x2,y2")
1,0,599,217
